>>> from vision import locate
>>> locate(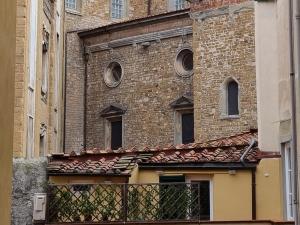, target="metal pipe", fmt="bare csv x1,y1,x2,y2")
240,139,257,166
289,0,299,223
251,168,256,220
148,0,152,16
83,44,89,150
